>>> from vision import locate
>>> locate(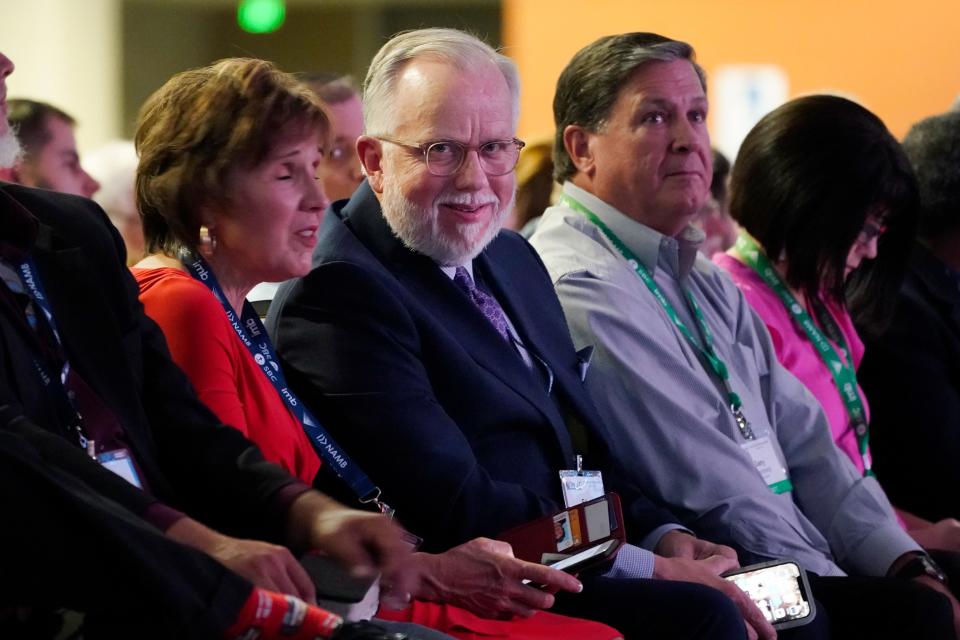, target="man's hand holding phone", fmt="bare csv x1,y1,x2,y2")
724,560,814,633
653,553,777,640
